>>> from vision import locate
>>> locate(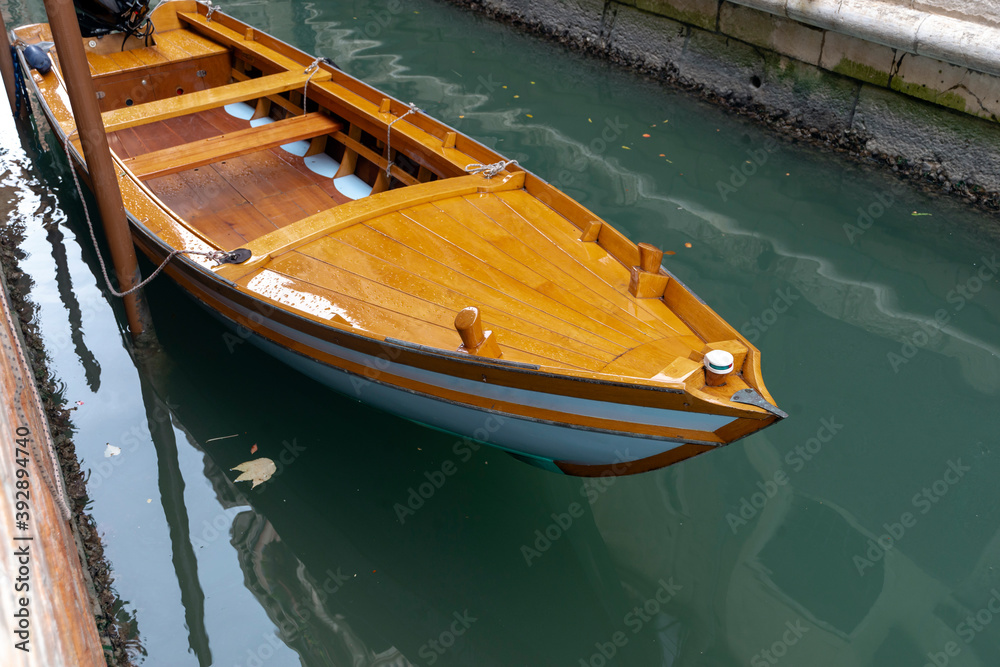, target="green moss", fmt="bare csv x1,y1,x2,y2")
632,0,718,31
832,58,890,87
891,79,967,113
